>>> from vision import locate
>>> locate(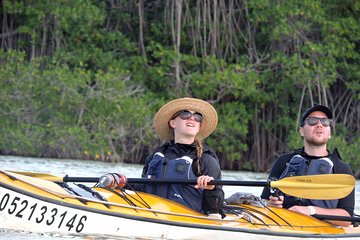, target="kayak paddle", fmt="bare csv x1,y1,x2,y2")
7,171,355,200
